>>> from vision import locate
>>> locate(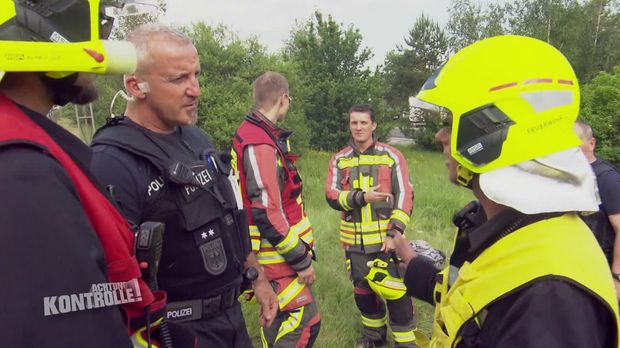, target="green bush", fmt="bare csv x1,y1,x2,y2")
580,66,620,161
285,12,388,151
597,145,620,168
